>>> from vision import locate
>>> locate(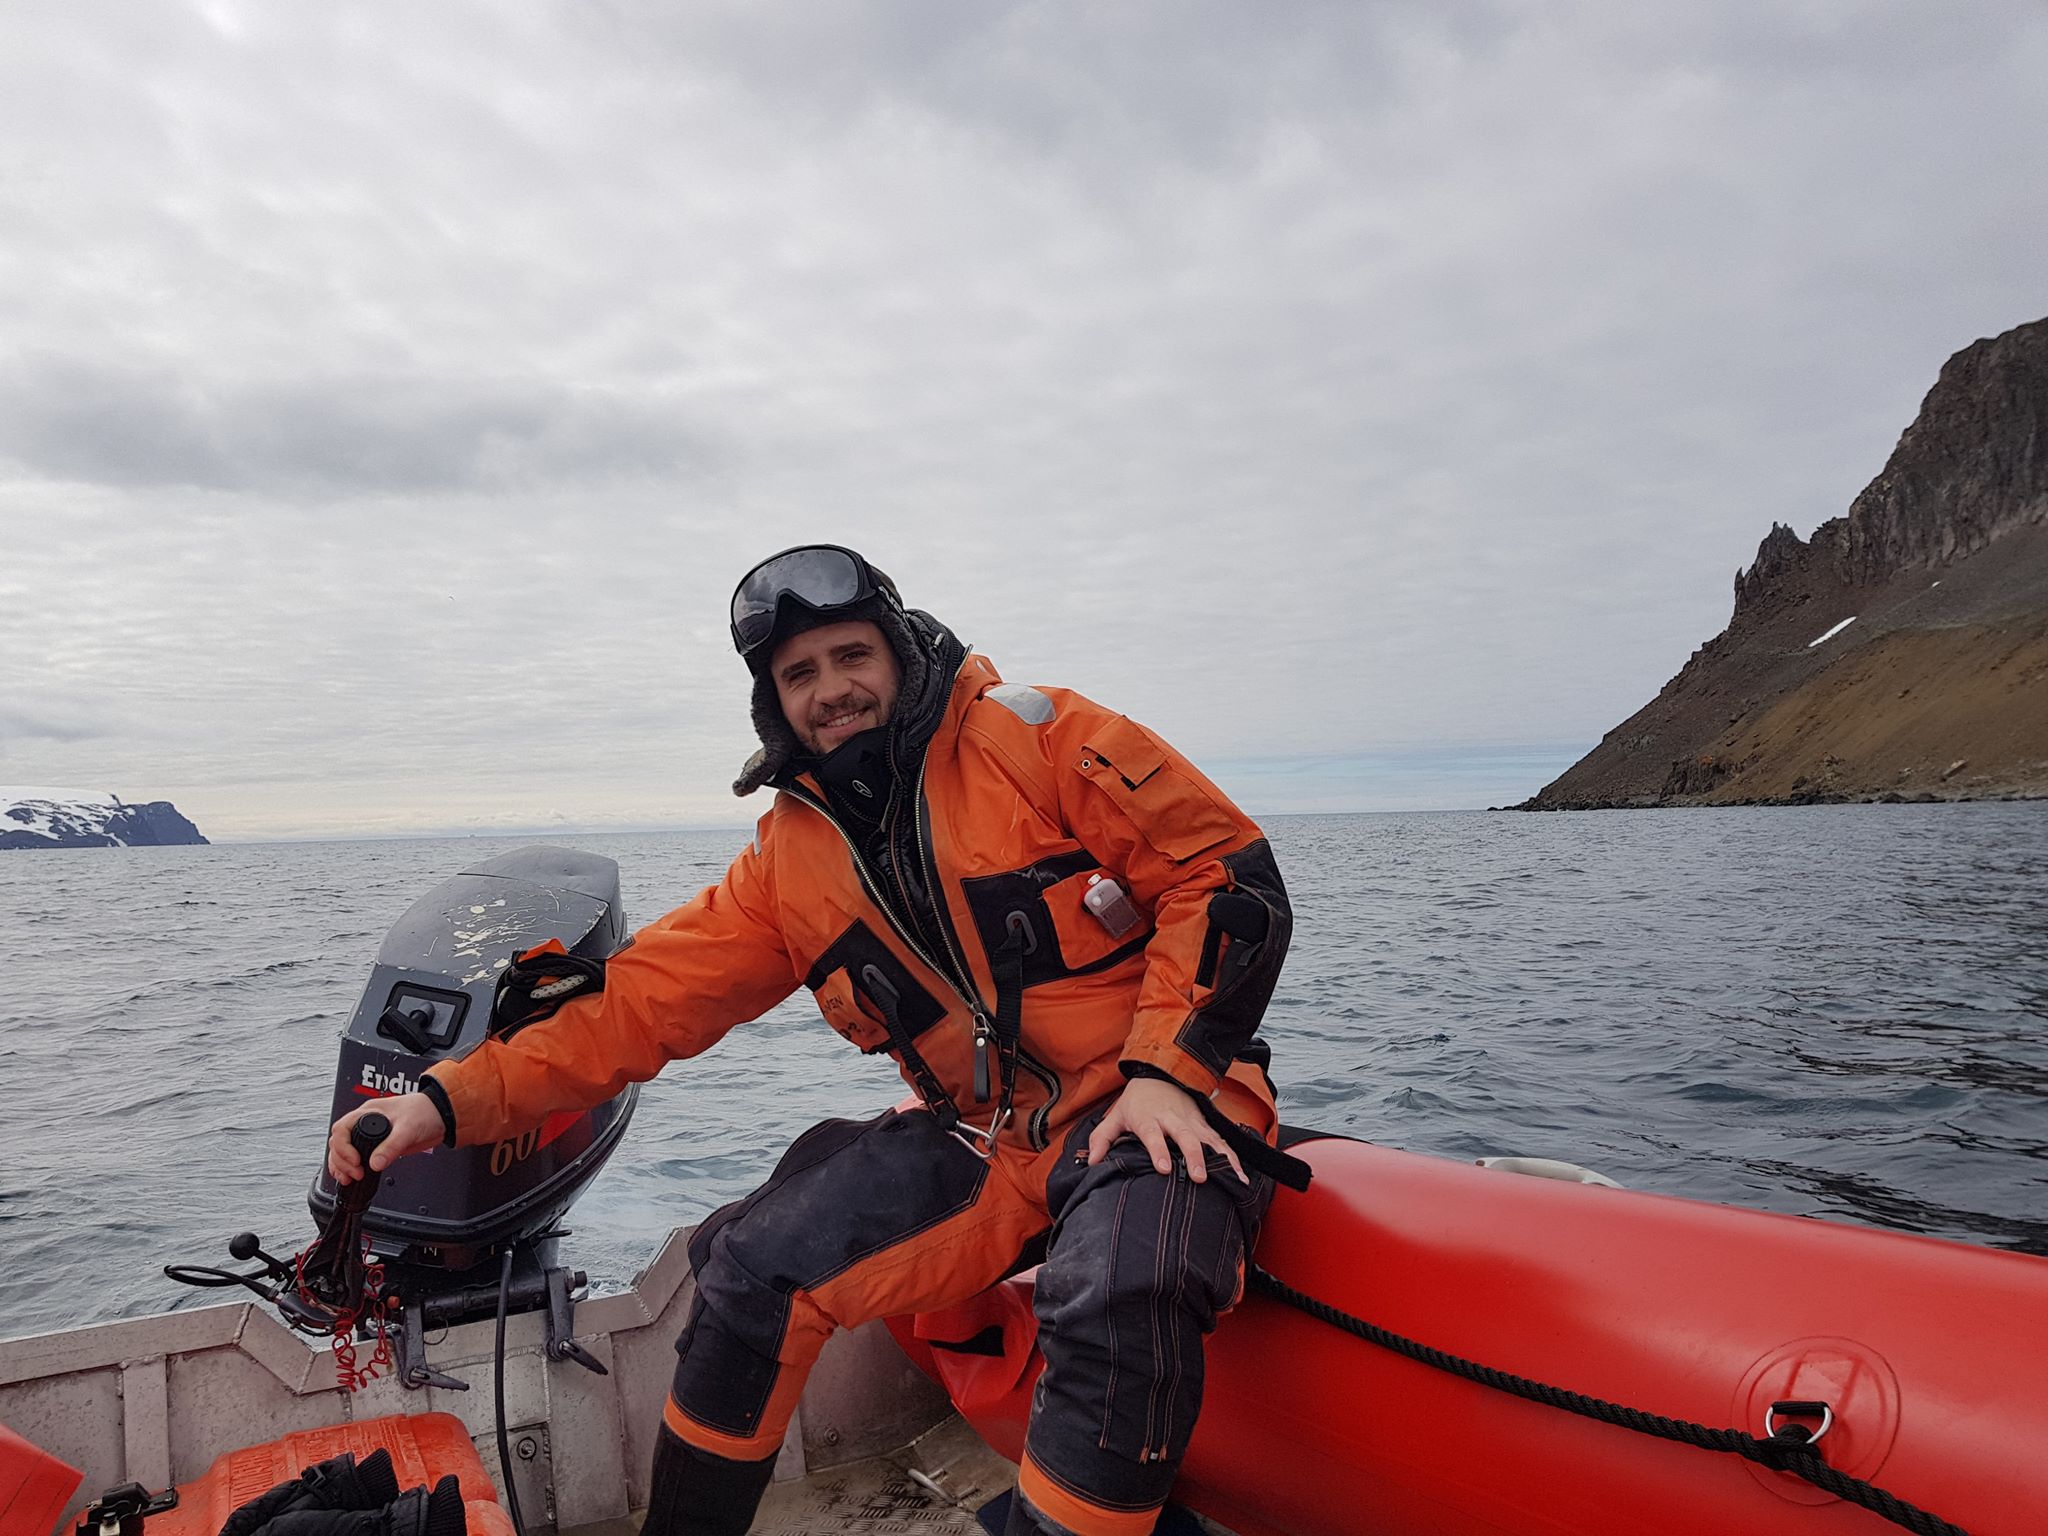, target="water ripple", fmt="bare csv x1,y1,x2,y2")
2,807,2046,1341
